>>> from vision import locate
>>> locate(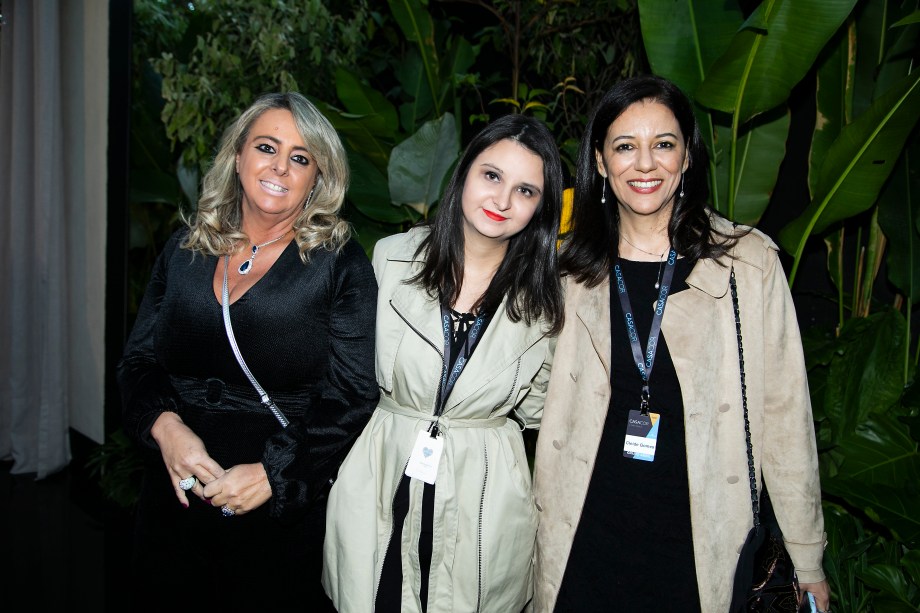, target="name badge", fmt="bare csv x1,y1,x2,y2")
405,429,444,484
623,409,660,462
